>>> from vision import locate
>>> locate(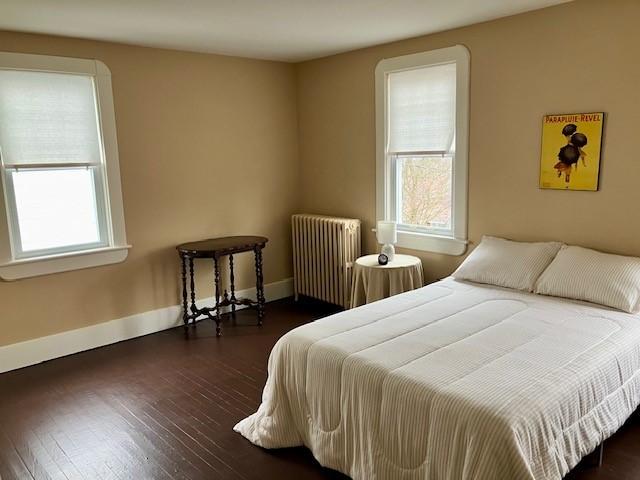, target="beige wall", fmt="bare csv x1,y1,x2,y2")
296,0,640,283
2,0,639,347
0,31,299,346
